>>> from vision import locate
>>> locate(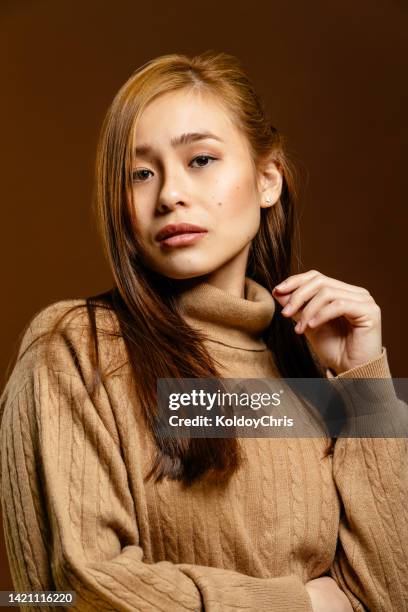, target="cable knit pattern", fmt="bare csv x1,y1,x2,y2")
253,439,276,577
309,439,335,579
1,276,407,611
